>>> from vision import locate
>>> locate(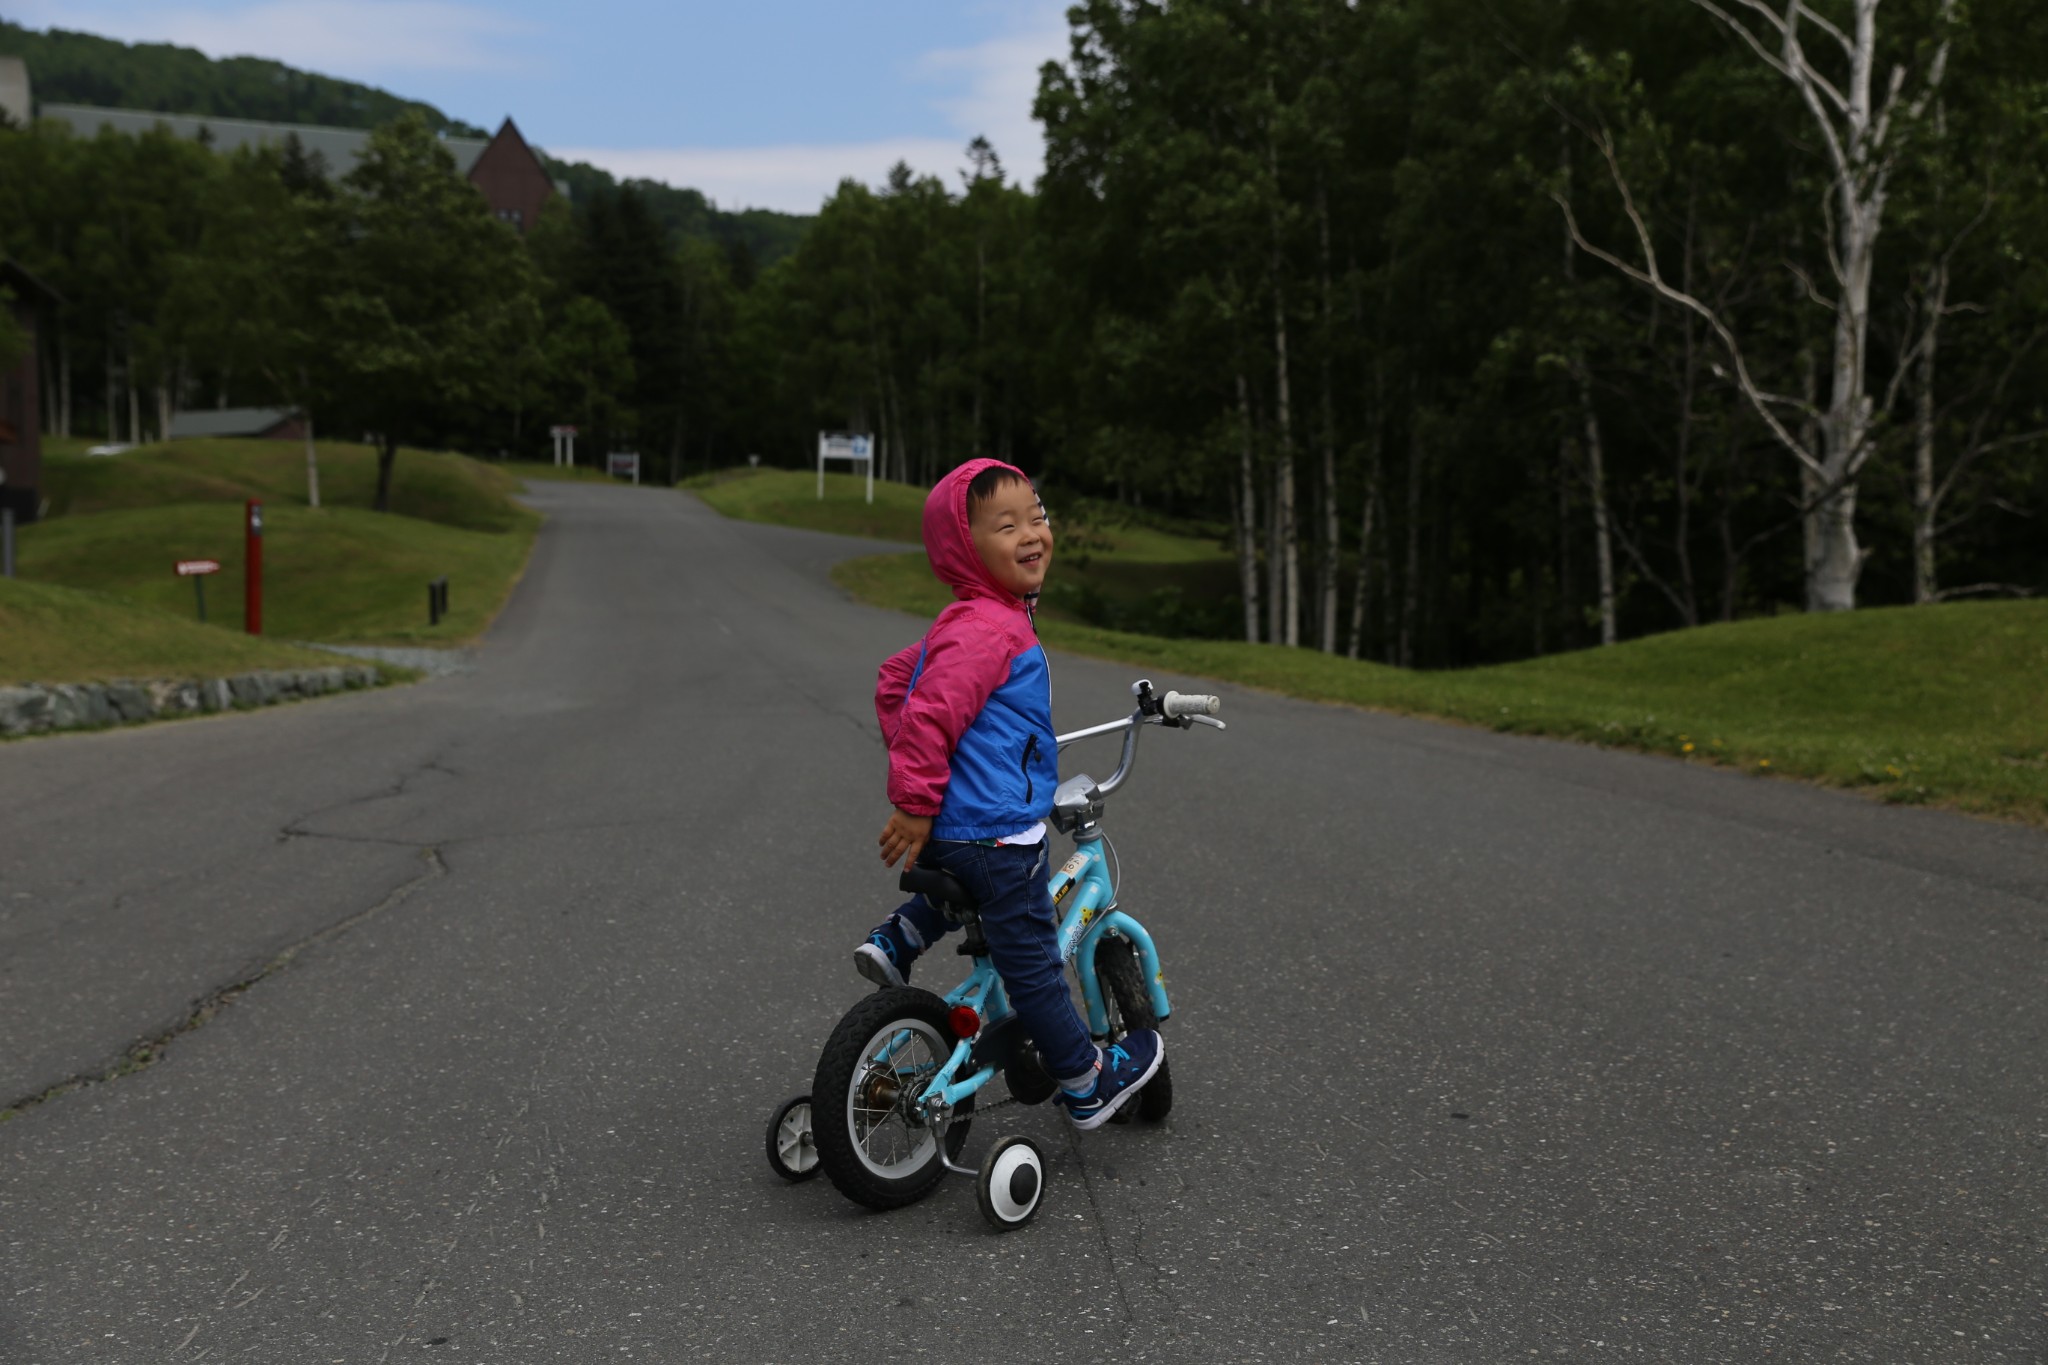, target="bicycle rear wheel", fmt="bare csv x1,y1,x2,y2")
1095,935,1173,1121
811,987,973,1210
